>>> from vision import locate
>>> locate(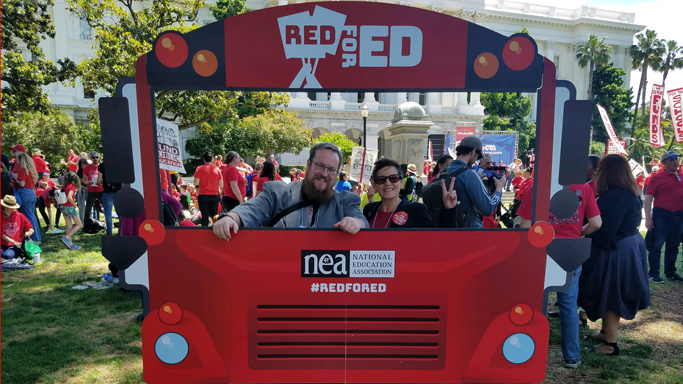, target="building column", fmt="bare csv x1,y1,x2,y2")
470,92,482,107
363,92,380,111
330,92,345,110
396,92,408,105
425,92,441,114
289,92,311,109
